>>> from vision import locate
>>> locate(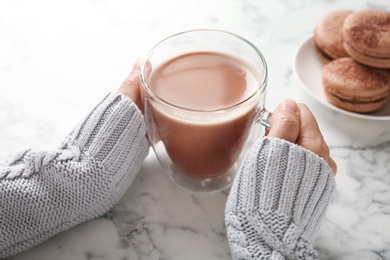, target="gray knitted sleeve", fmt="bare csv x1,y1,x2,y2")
225,137,335,260
0,92,149,258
